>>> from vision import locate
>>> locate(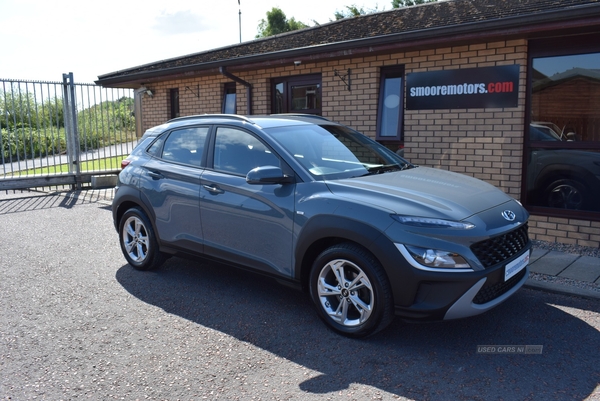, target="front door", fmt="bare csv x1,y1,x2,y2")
200,126,296,276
